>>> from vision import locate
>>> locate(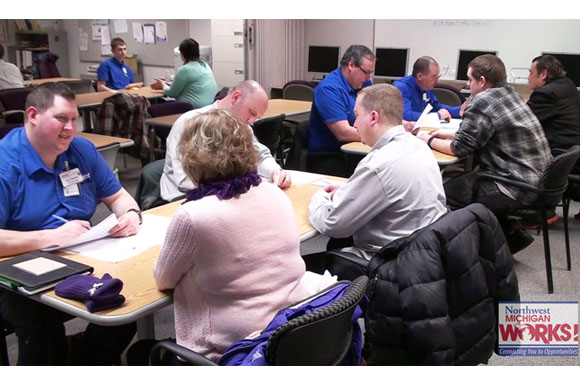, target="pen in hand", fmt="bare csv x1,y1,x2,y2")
51,214,70,224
